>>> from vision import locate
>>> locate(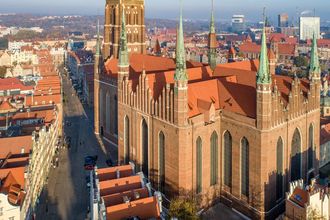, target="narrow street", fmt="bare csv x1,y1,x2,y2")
36,73,117,220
